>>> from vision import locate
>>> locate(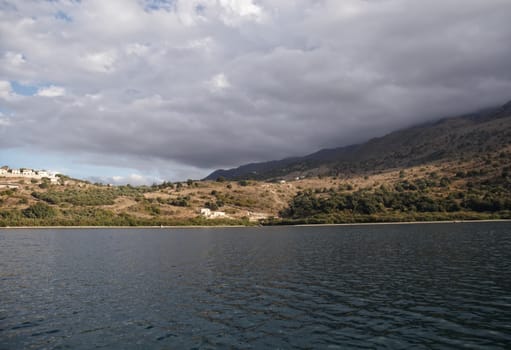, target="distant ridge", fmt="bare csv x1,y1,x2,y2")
205,100,511,180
